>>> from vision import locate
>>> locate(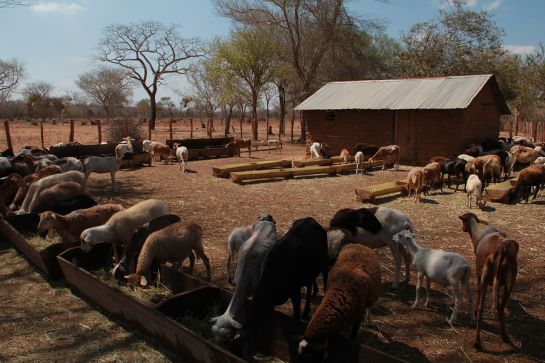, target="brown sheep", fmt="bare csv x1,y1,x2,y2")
125,221,211,286
29,181,86,213
0,173,25,215
339,148,350,164
298,244,381,360
510,164,545,203
226,139,252,157
150,143,174,165
459,213,519,348
37,204,124,243
423,161,442,194
472,154,501,179
368,145,400,170
407,167,425,203
10,165,62,211
482,157,501,187
510,145,539,171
